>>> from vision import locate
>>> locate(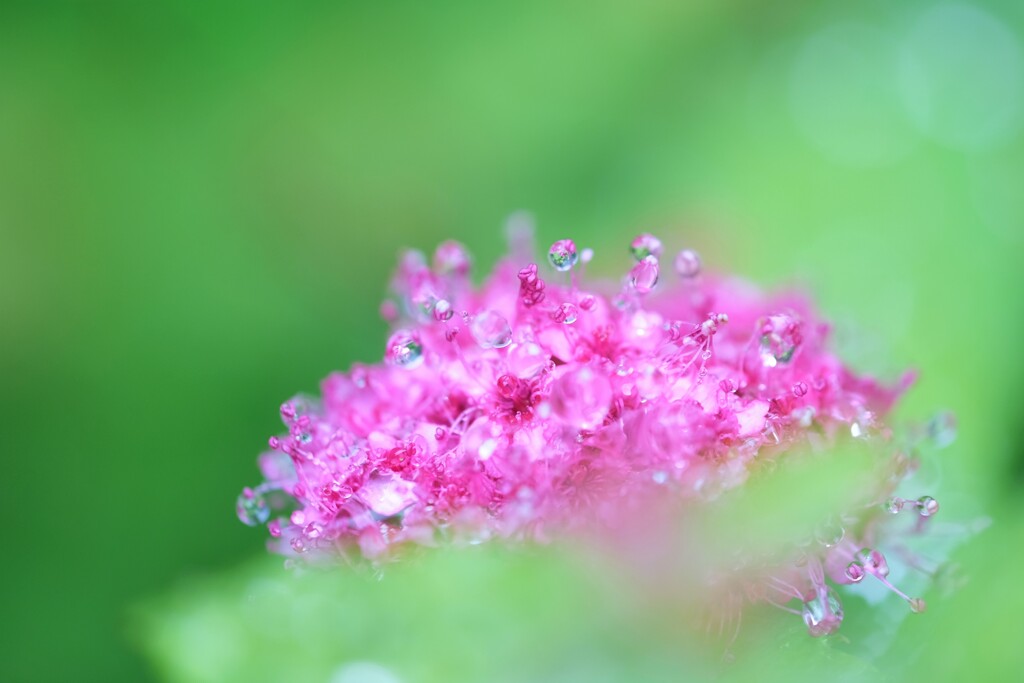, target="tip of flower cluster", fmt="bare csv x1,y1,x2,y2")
238,223,950,638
